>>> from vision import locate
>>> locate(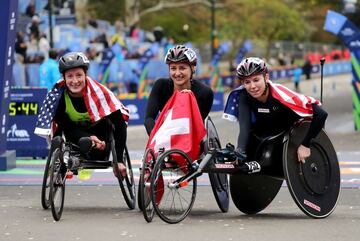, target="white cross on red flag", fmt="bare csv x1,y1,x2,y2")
146,90,207,204
146,90,206,162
